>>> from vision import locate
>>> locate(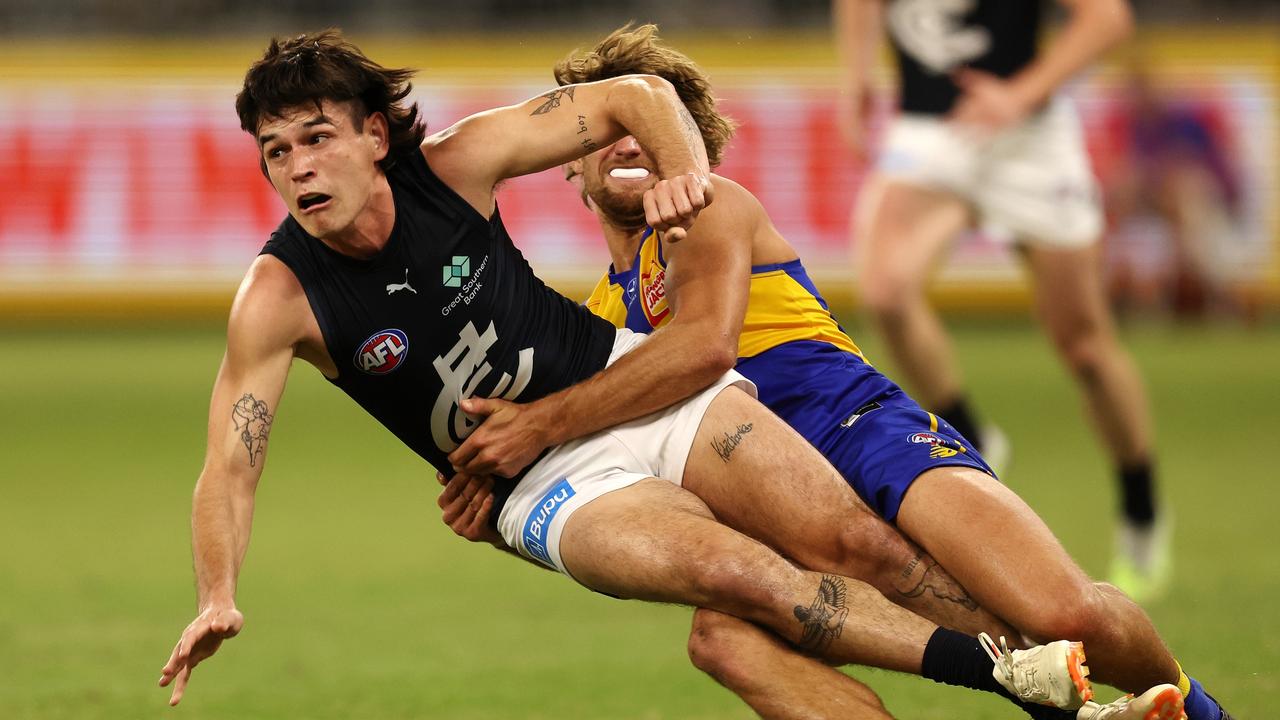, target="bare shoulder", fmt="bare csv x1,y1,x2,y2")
694,174,795,264
228,255,310,352
681,174,766,241
419,127,496,217
704,175,767,225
